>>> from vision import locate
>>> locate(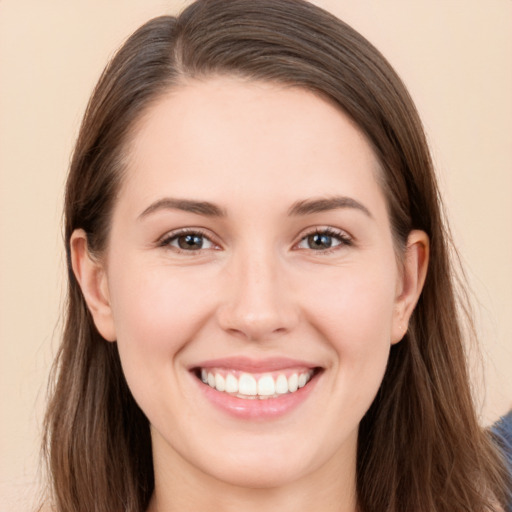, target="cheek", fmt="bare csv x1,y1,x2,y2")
110,261,214,339
298,260,396,399
299,260,398,345
106,262,216,393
